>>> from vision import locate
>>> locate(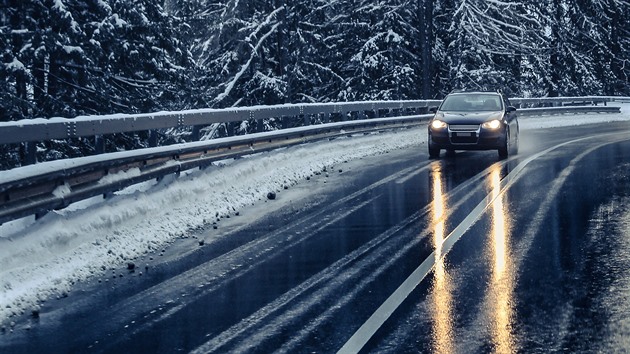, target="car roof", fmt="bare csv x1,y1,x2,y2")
447,91,502,96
